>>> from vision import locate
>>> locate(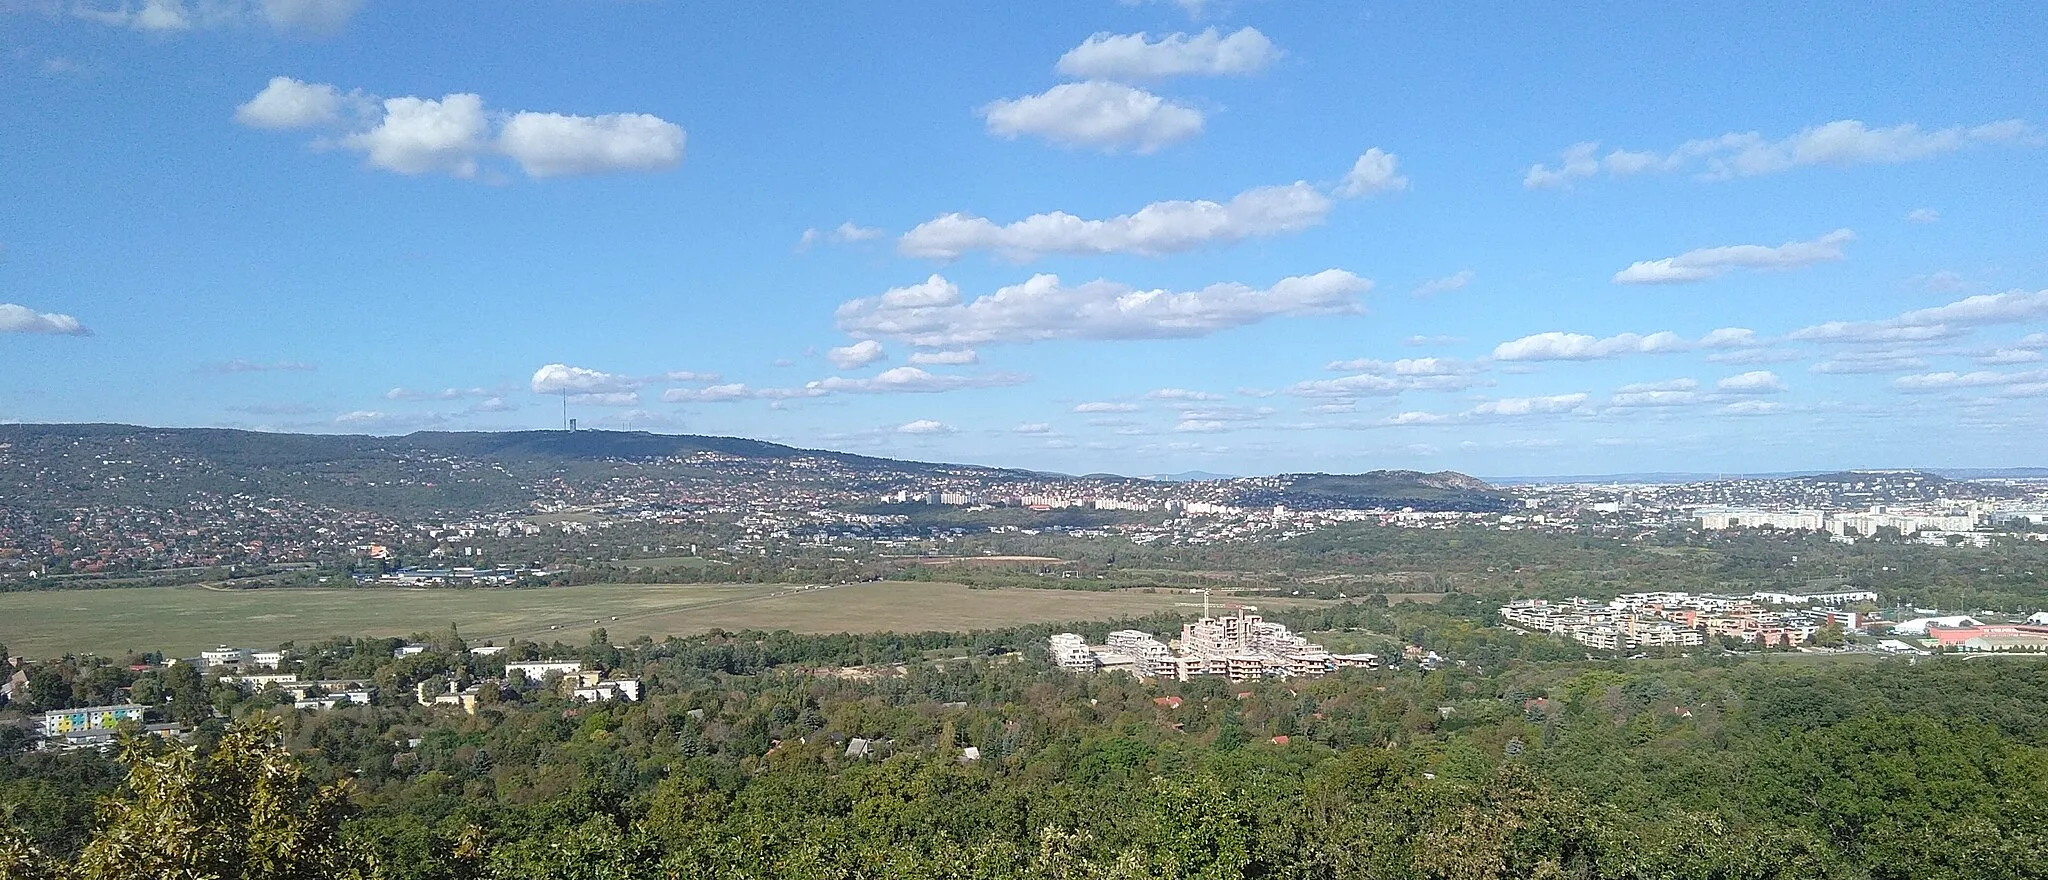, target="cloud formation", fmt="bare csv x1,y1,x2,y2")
1469,393,1591,417
1337,148,1409,197
1893,368,2048,392
530,364,639,394
827,339,887,369
499,111,689,177
1289,358,1488,398
835,270,1370,347
981,81,1203,153
901,183,1328,261
897,419,953,435
1613,229,1853,284
1145,388,1224,401
907,349,978,366
1492,327,1754,361
1412,270,1473,298
385,386,493,401
808,367,1025,394
1056,27,1281,79
237,78,685,179
1527,118,2039,187
1790,289,2048,343
234,77,362,129
0,303,91,335
1716,370,1788,393
76,0,363,34
798,222,885,250
898,149,1401,261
